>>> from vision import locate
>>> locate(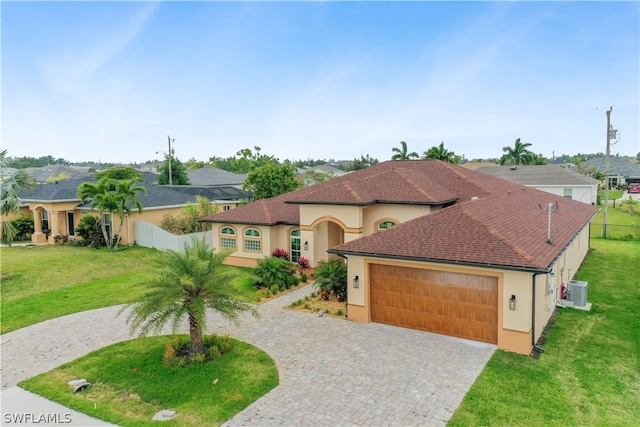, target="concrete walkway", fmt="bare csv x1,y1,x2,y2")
1,286,495,426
